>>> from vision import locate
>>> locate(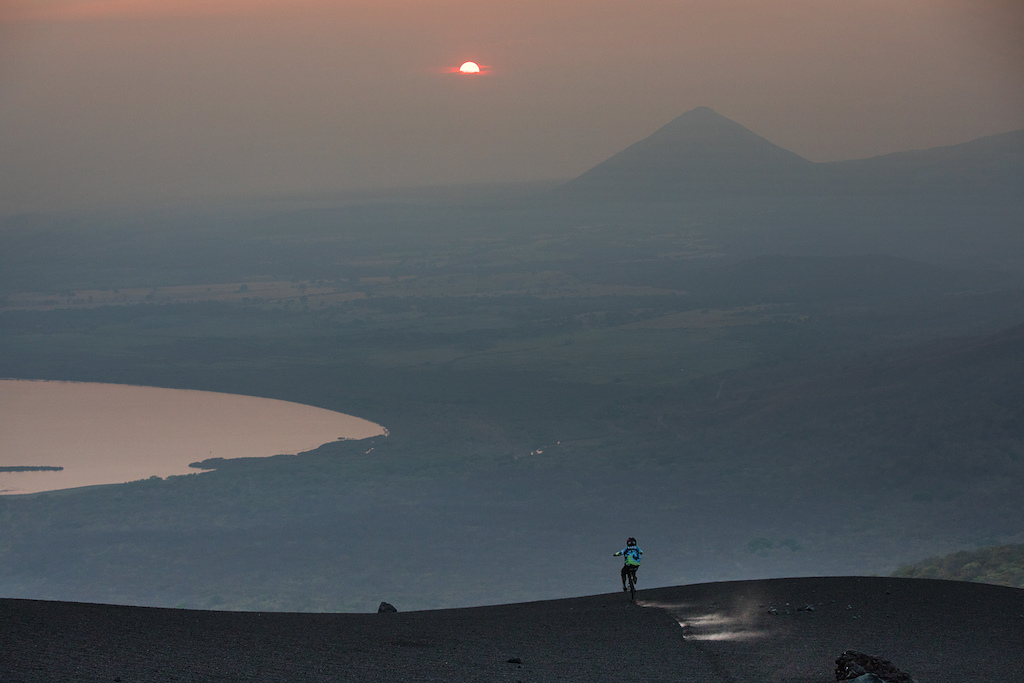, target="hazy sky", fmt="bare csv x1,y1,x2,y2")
1,0,1021,209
